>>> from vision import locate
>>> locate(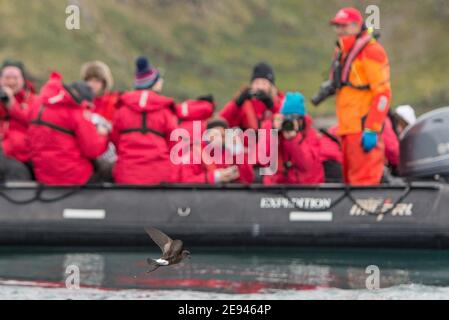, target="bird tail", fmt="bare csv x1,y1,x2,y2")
146,258,160,273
